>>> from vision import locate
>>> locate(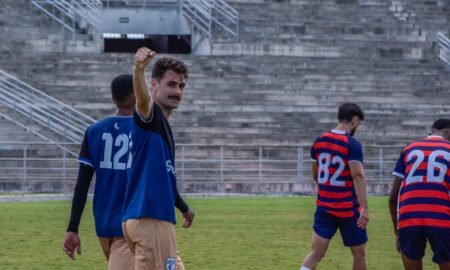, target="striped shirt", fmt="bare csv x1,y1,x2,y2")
311,129,364,218
393,136,450,230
